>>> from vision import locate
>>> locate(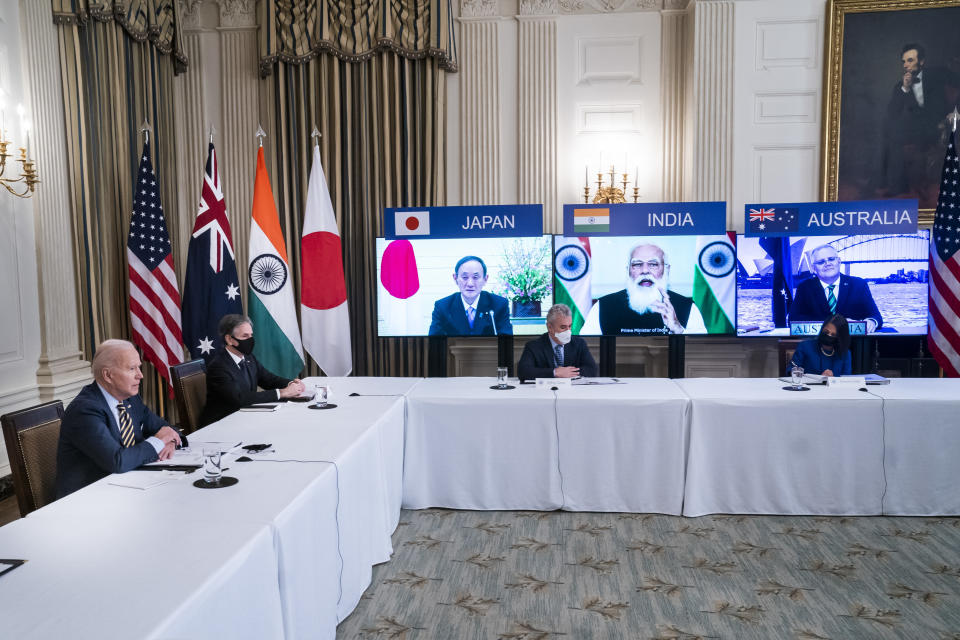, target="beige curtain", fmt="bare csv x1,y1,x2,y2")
262,1,454,377
54,0,187,410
